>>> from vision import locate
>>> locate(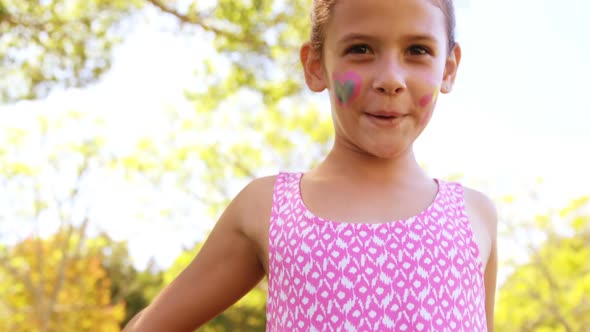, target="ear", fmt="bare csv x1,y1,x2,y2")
441,43,462,94
301,42,327,92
